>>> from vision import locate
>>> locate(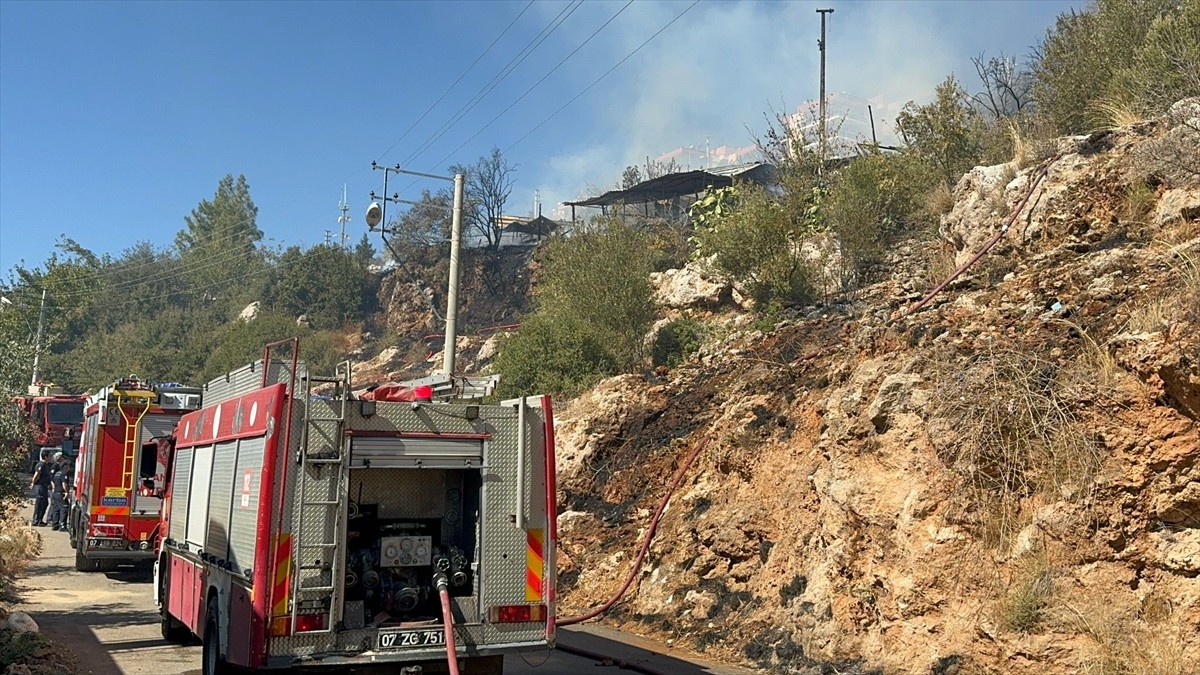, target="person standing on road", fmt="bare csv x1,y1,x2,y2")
30,449,54,527
47,452,69,531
